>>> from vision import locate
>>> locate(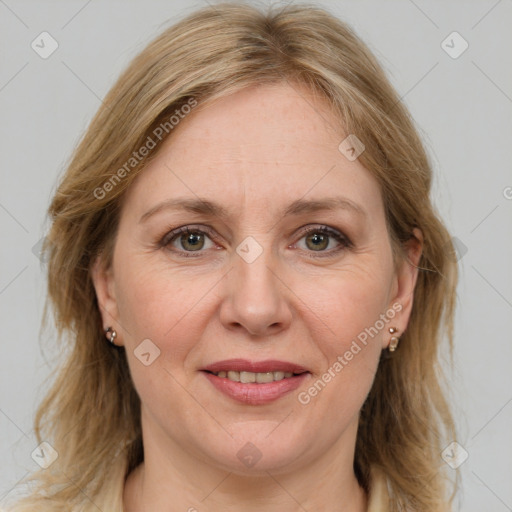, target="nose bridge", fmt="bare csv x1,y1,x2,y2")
219,234,292,336
236,237,277,296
